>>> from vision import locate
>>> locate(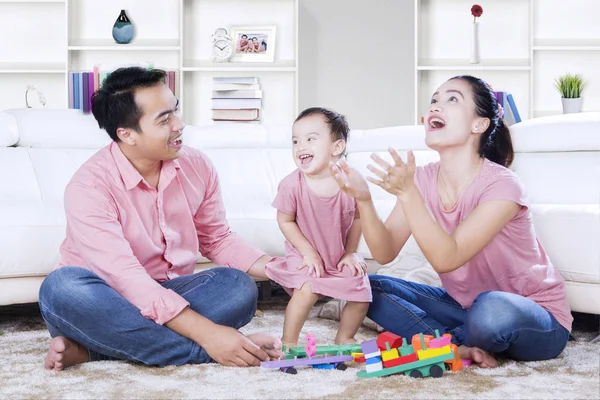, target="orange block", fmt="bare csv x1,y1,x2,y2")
444,343,463,372
411,334,433,352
